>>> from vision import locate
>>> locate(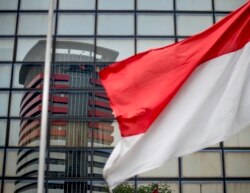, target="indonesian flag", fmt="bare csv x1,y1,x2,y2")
100,2,250,190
